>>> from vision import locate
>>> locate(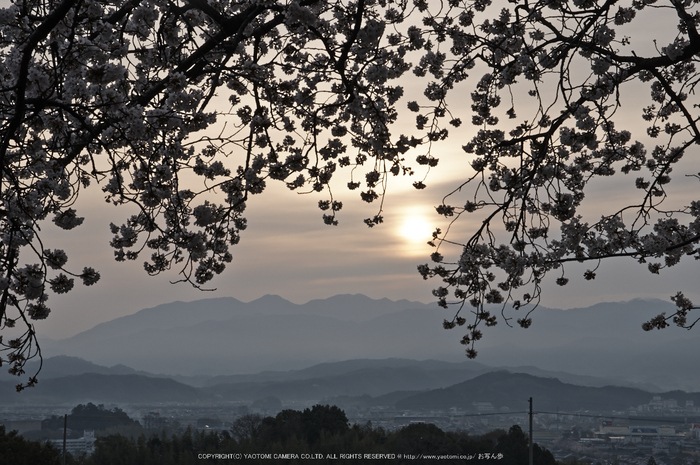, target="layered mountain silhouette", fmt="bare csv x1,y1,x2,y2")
40,294,698,390
4,358,700,415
